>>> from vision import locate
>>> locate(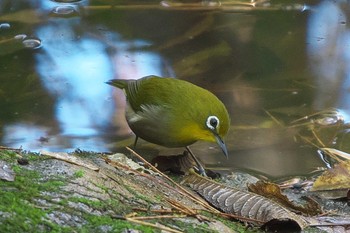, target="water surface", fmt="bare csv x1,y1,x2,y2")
1,0,349,178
